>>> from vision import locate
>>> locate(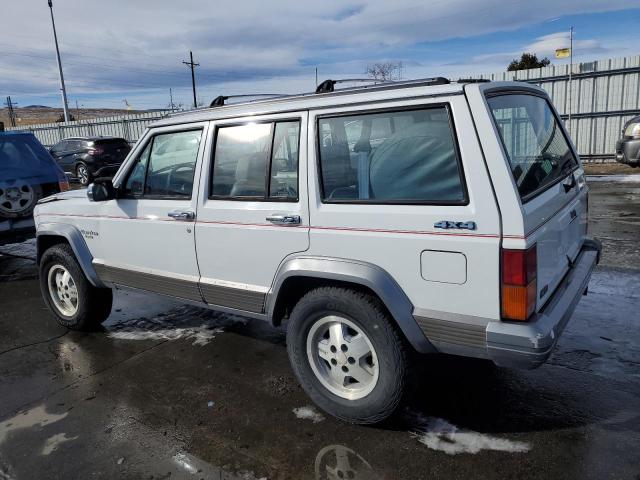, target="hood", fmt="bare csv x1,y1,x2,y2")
38,188,87,204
